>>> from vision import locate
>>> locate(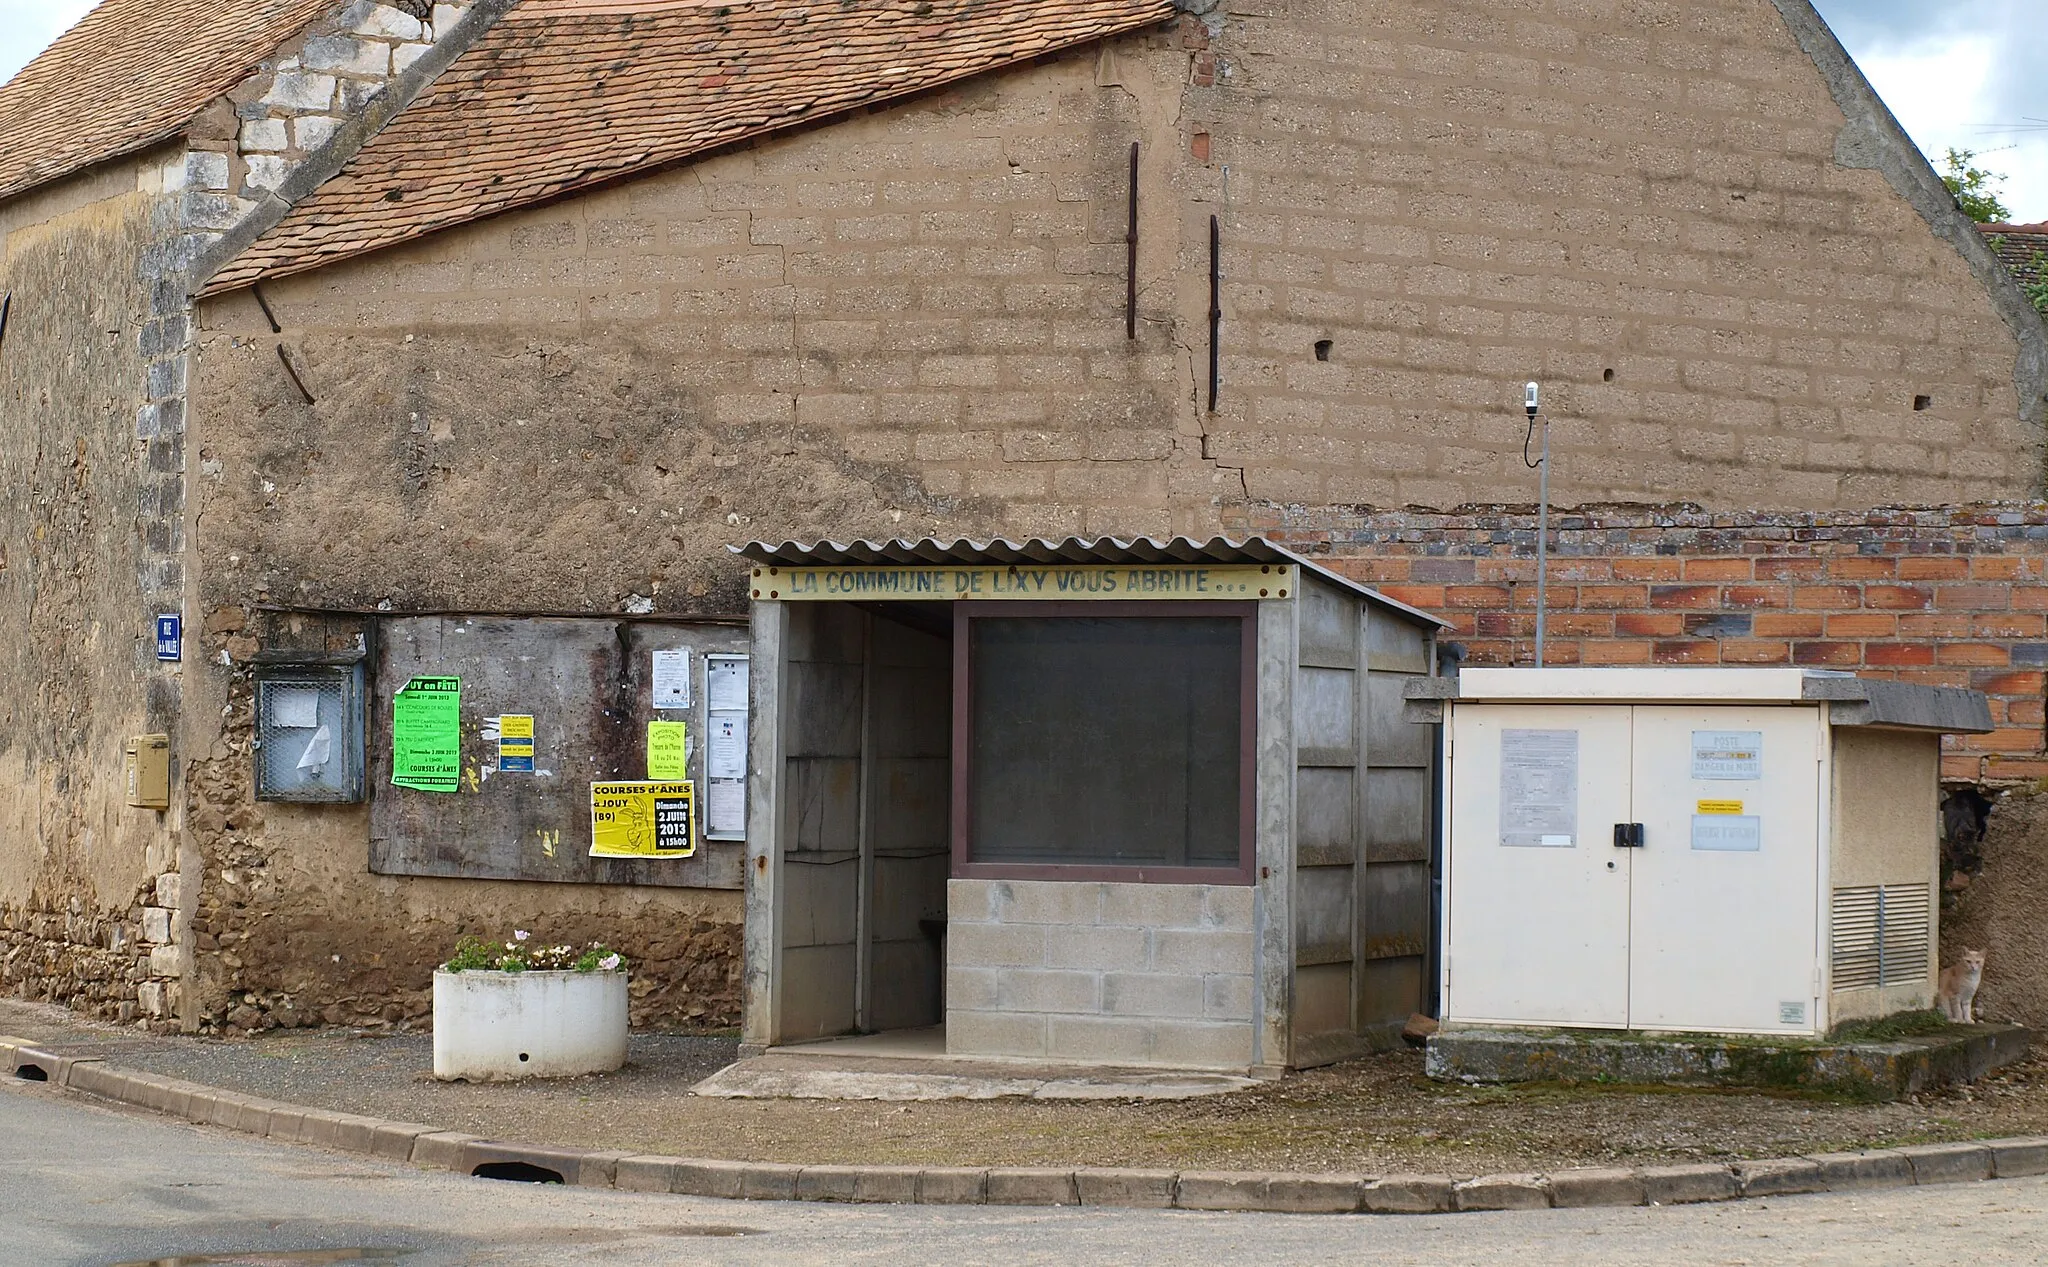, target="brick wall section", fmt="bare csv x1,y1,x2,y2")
1263,503,2048,782
947,879,1256,1069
